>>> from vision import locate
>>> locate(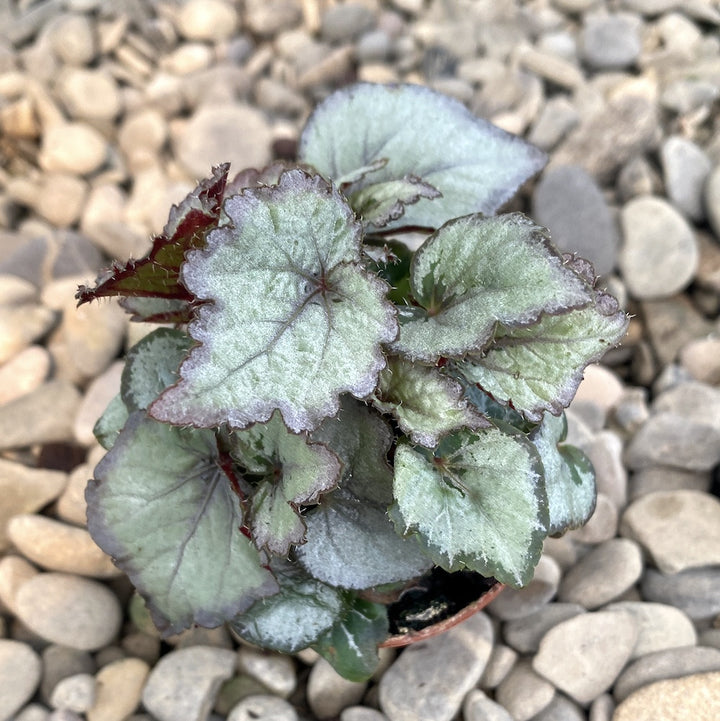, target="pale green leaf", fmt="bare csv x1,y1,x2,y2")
393,214,592,362
231,563,343,653
312,595,389,681
93,394,129,450
86,412,278,634
372,356,489,447
530,413,596,535
298,490,432,590
150,170,397,433
458,289,629,421
391,428,548,587
299,83,546,230
121,328,193,412
230,412,341,555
